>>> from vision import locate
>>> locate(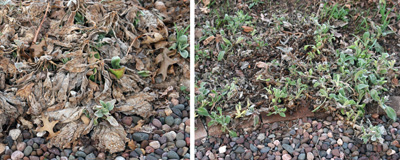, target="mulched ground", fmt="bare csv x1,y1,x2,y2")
1,0,190,159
